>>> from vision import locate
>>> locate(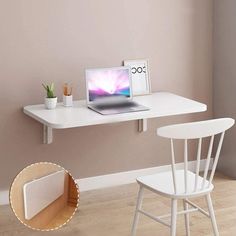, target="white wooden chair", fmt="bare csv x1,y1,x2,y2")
131,118,234,236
